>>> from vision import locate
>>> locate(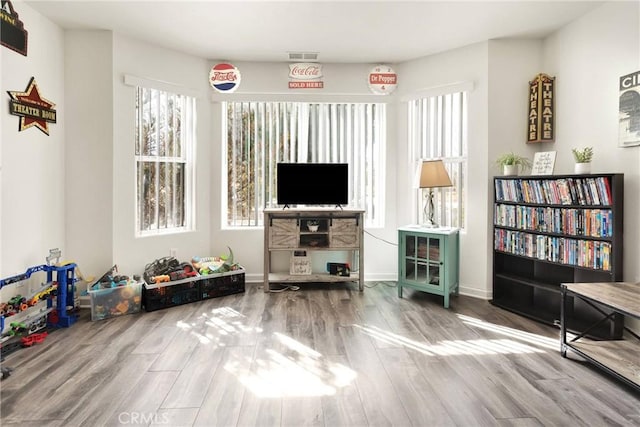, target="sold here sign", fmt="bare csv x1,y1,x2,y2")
288,63,324,89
